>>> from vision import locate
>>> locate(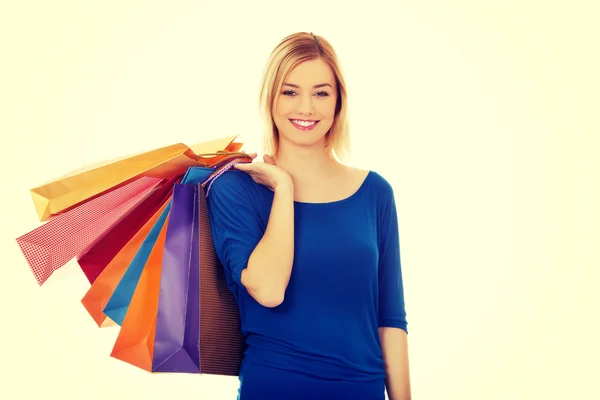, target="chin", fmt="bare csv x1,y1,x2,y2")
281,134,328,150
